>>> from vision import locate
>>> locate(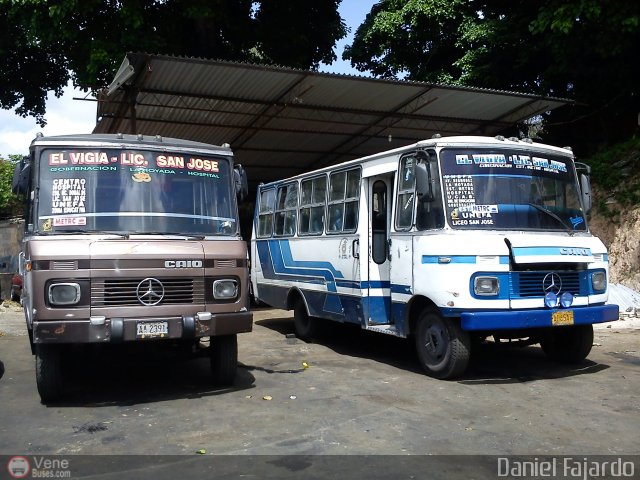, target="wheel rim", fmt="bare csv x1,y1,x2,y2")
420,318,449,365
